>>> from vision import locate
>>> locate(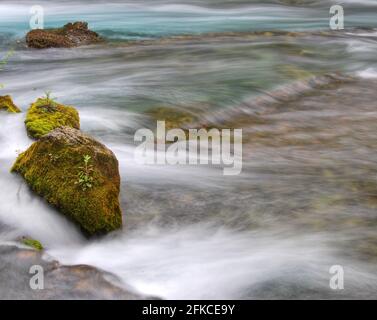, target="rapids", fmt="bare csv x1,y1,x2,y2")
1,0,377,299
